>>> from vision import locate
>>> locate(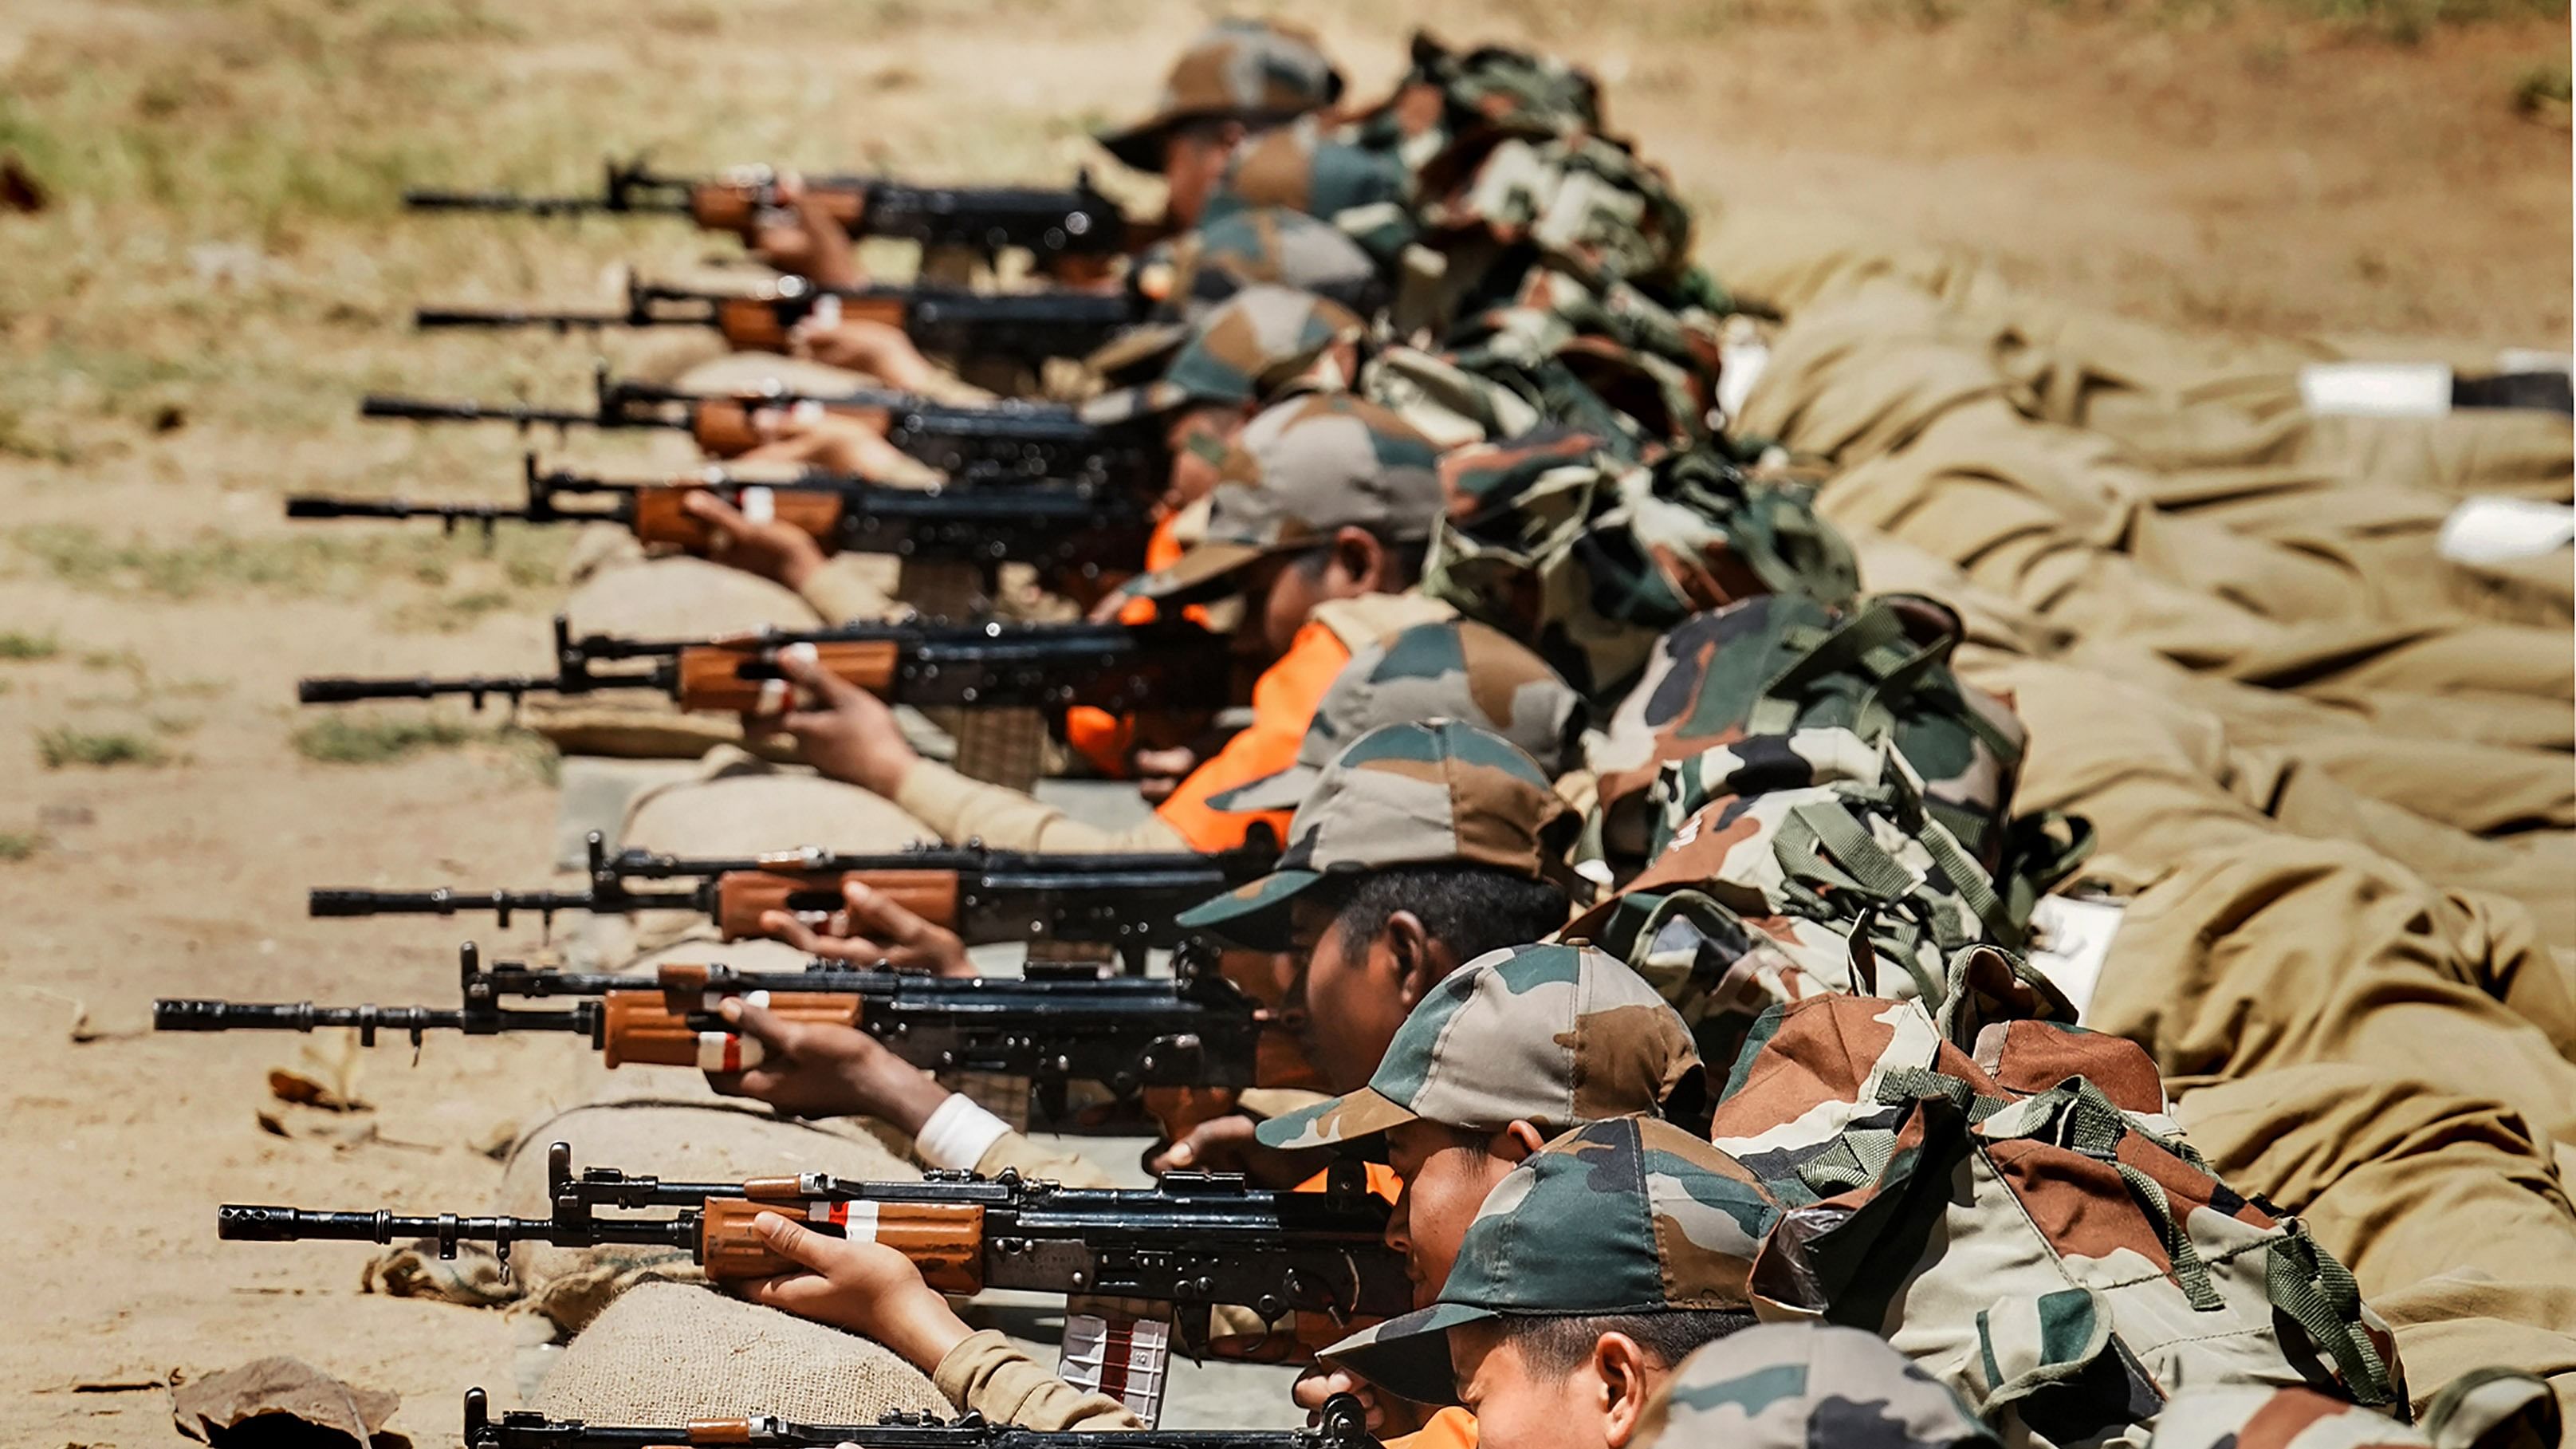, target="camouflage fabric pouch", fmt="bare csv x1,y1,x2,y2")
1425,430,1858,702
1711,947,2409,1447
1560,726,2036,1069
1588,594,2095,918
